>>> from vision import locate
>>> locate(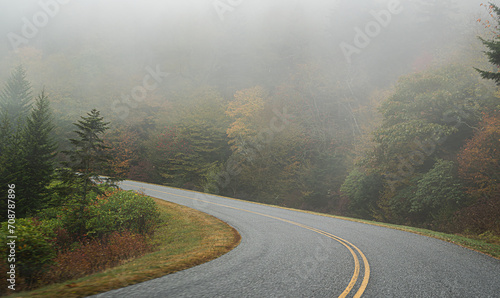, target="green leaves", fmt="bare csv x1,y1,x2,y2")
0,219,55,288
410,159,465,221
371,65,486,173
352,65,497,226
84,190,161,239
340,169,383,219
